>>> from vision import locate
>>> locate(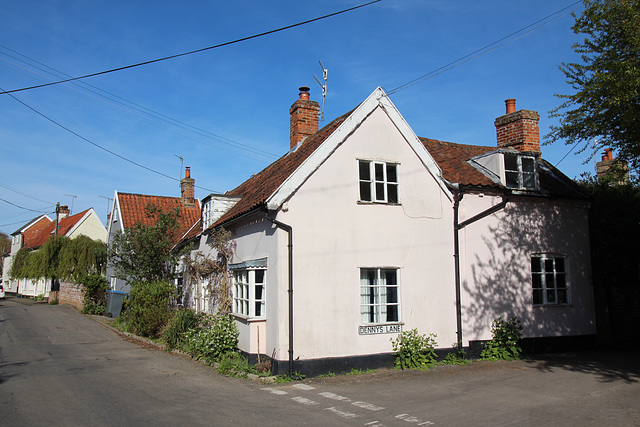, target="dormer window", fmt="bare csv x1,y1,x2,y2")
504,153,537,190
